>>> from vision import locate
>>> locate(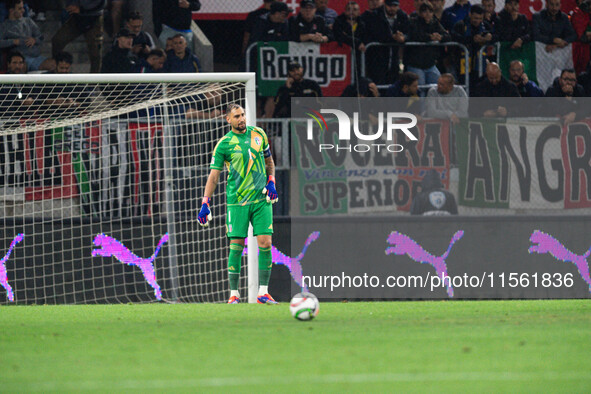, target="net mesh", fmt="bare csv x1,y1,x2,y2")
0,76,250,304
